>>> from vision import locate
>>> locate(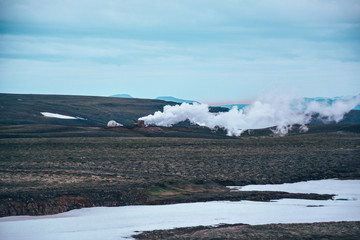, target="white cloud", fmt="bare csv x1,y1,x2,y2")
1,0,360,29
1,1,359,100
